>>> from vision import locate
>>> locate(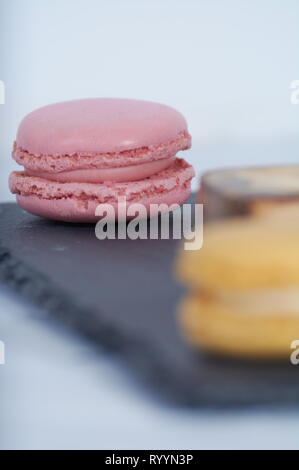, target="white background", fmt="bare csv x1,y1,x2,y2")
0,0,298,449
